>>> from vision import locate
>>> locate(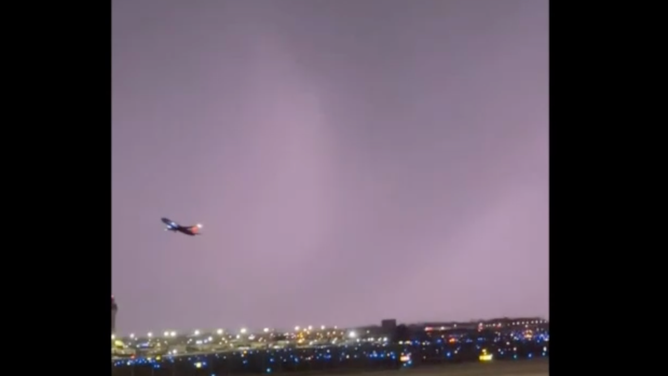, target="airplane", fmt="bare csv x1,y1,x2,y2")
161,217,202,236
